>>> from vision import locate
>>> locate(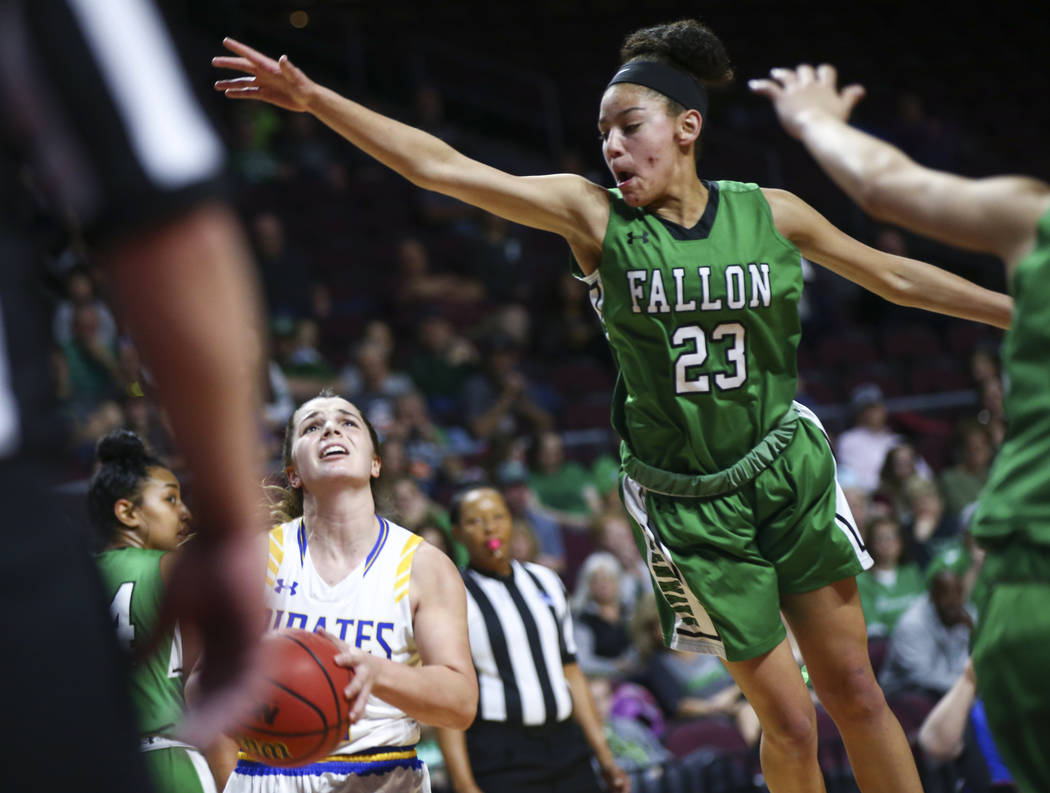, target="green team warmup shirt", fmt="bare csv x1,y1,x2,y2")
97,547,184,737
577,180,802,475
